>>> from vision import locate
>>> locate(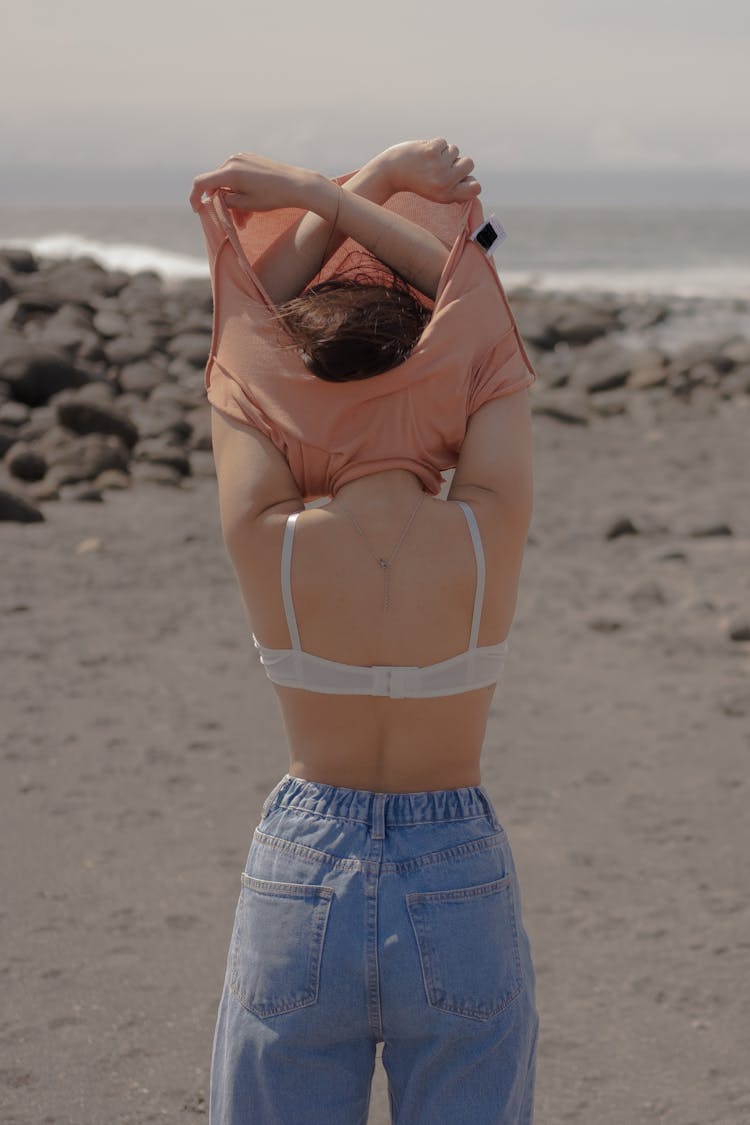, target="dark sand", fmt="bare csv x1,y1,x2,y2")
2,400,749,1124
